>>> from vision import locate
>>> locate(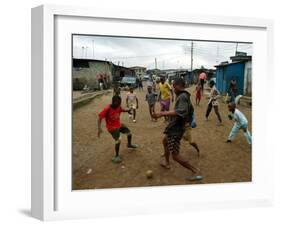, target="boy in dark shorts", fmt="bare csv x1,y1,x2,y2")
98,95,138,163
153,78,203,181
145,86,158,121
